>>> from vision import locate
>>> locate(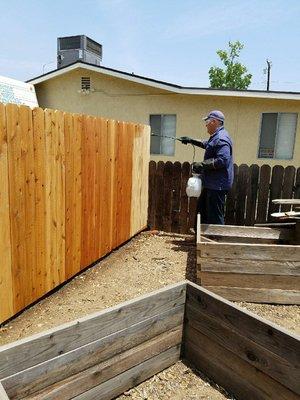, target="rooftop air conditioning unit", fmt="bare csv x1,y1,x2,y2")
57,35,102,69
